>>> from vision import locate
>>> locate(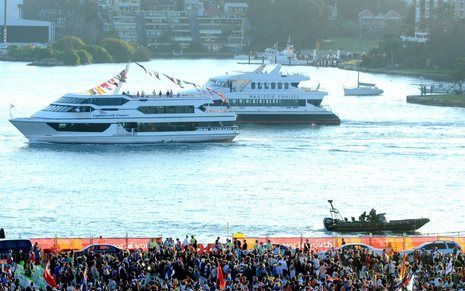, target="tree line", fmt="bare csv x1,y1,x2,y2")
8,36,150,65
